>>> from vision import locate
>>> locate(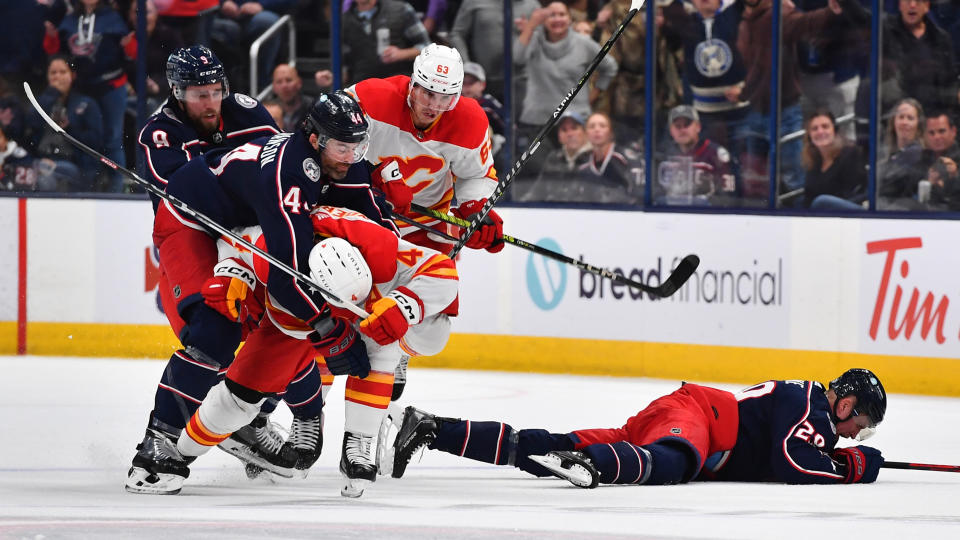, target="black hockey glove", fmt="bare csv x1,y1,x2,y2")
309,317,370,378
